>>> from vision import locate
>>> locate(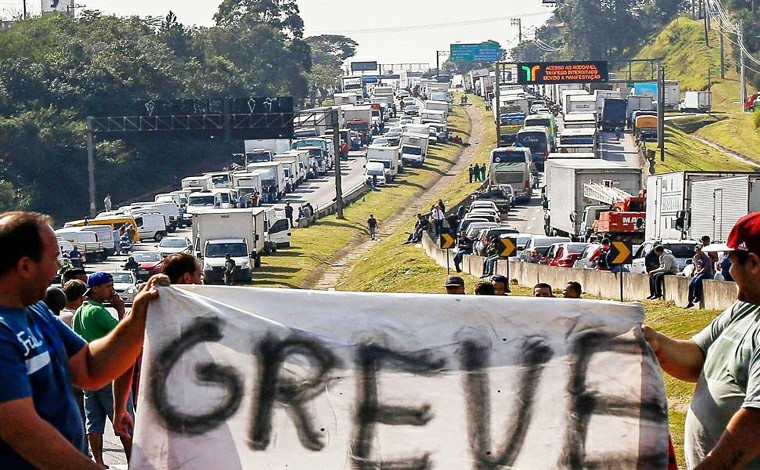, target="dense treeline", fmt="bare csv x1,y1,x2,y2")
514,0,760,90
0,0,356,221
